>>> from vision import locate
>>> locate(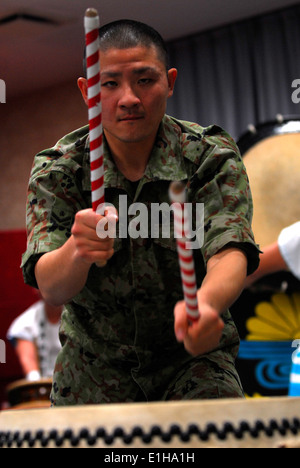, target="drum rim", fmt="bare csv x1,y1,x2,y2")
6,377,52,392
237,115,300,155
